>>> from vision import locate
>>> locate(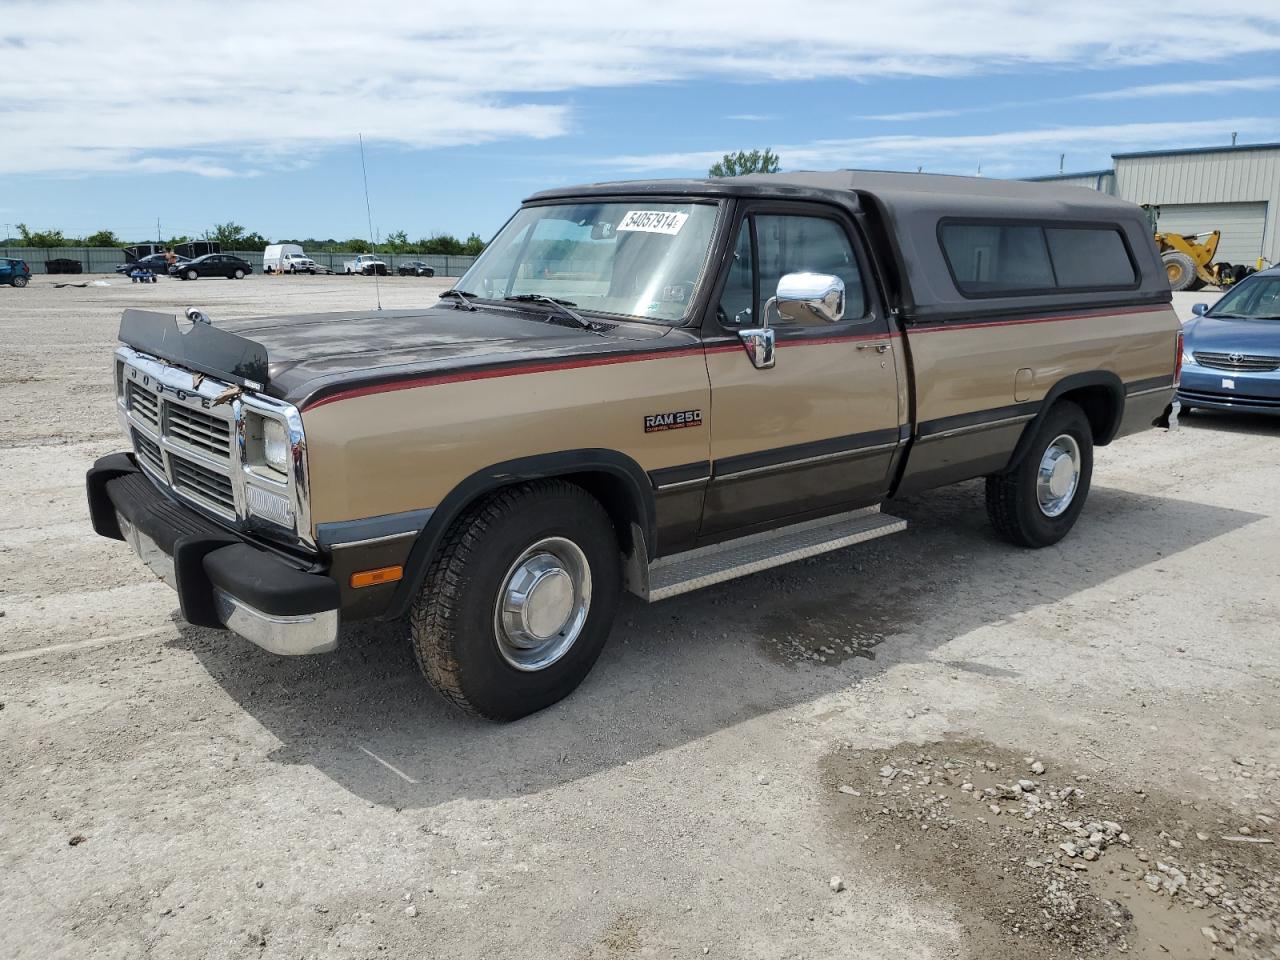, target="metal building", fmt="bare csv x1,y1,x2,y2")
1025,142,1280,267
